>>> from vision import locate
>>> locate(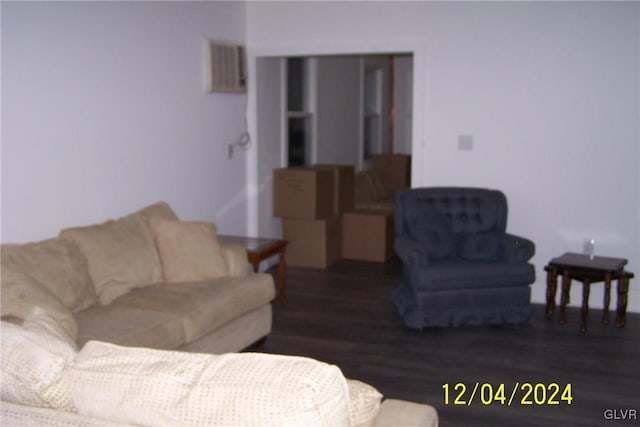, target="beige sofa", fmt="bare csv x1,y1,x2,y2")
0,201,439,426
1,201,275,355
1,310,438,426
